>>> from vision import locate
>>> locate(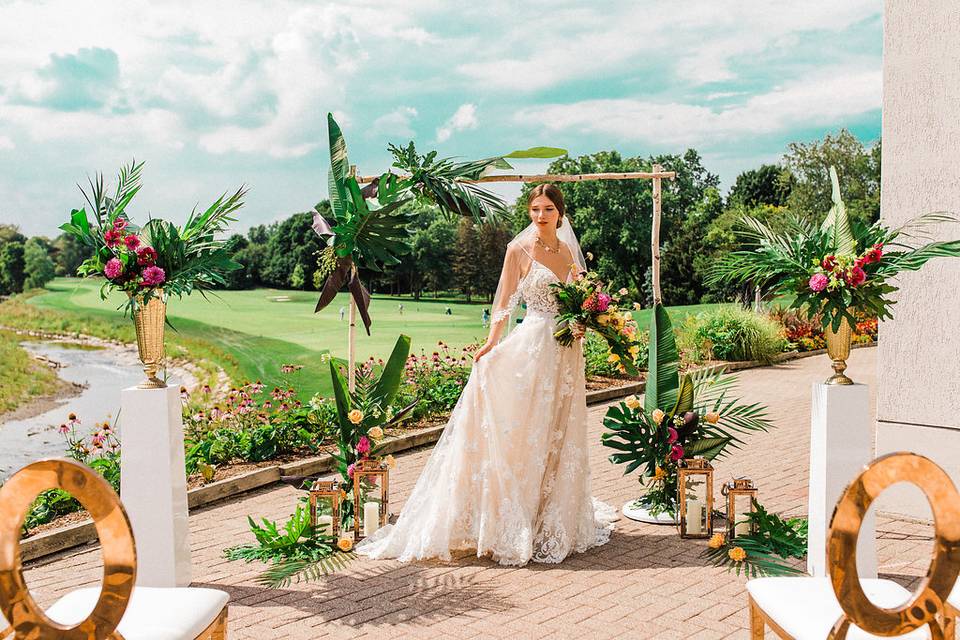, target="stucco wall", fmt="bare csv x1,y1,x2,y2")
877,0,960,519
